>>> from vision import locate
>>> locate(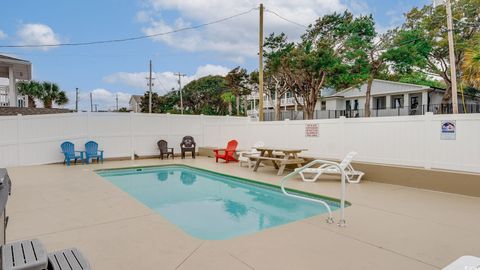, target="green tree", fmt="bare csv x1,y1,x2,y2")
225,67,250,116
281,11,374,119
39,81,69,108
221,91,235,115
390,0,480,103
462,45,480,89
182,75,228,115
263,33,294,120
16,80,42,108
